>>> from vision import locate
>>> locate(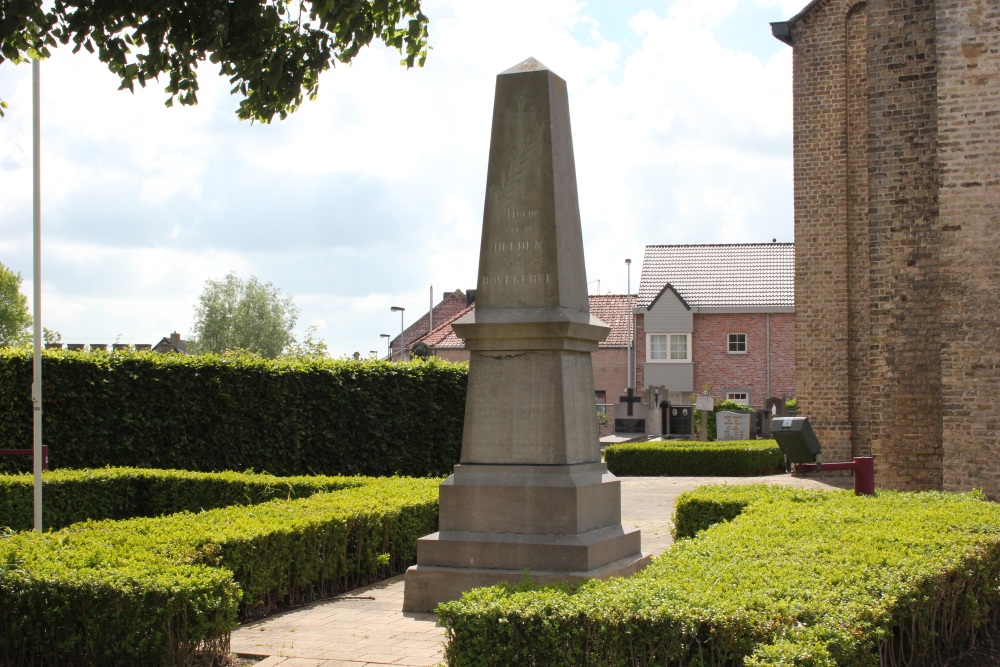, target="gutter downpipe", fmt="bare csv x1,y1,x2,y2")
766,313,771,400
